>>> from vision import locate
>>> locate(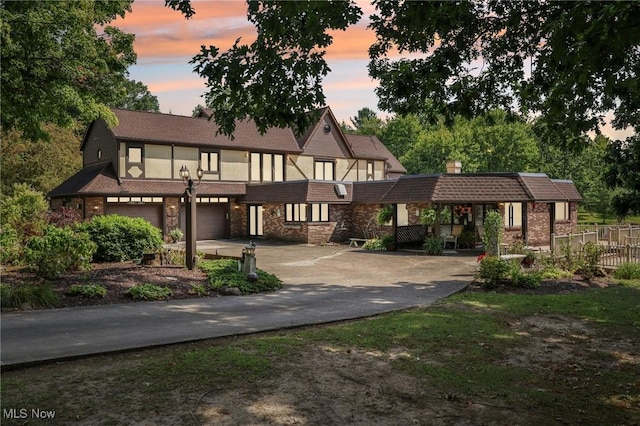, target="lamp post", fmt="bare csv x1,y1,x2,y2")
180,164,203,270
